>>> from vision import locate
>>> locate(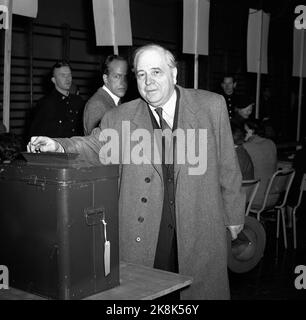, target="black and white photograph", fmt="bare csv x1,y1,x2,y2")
0,0,306,305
